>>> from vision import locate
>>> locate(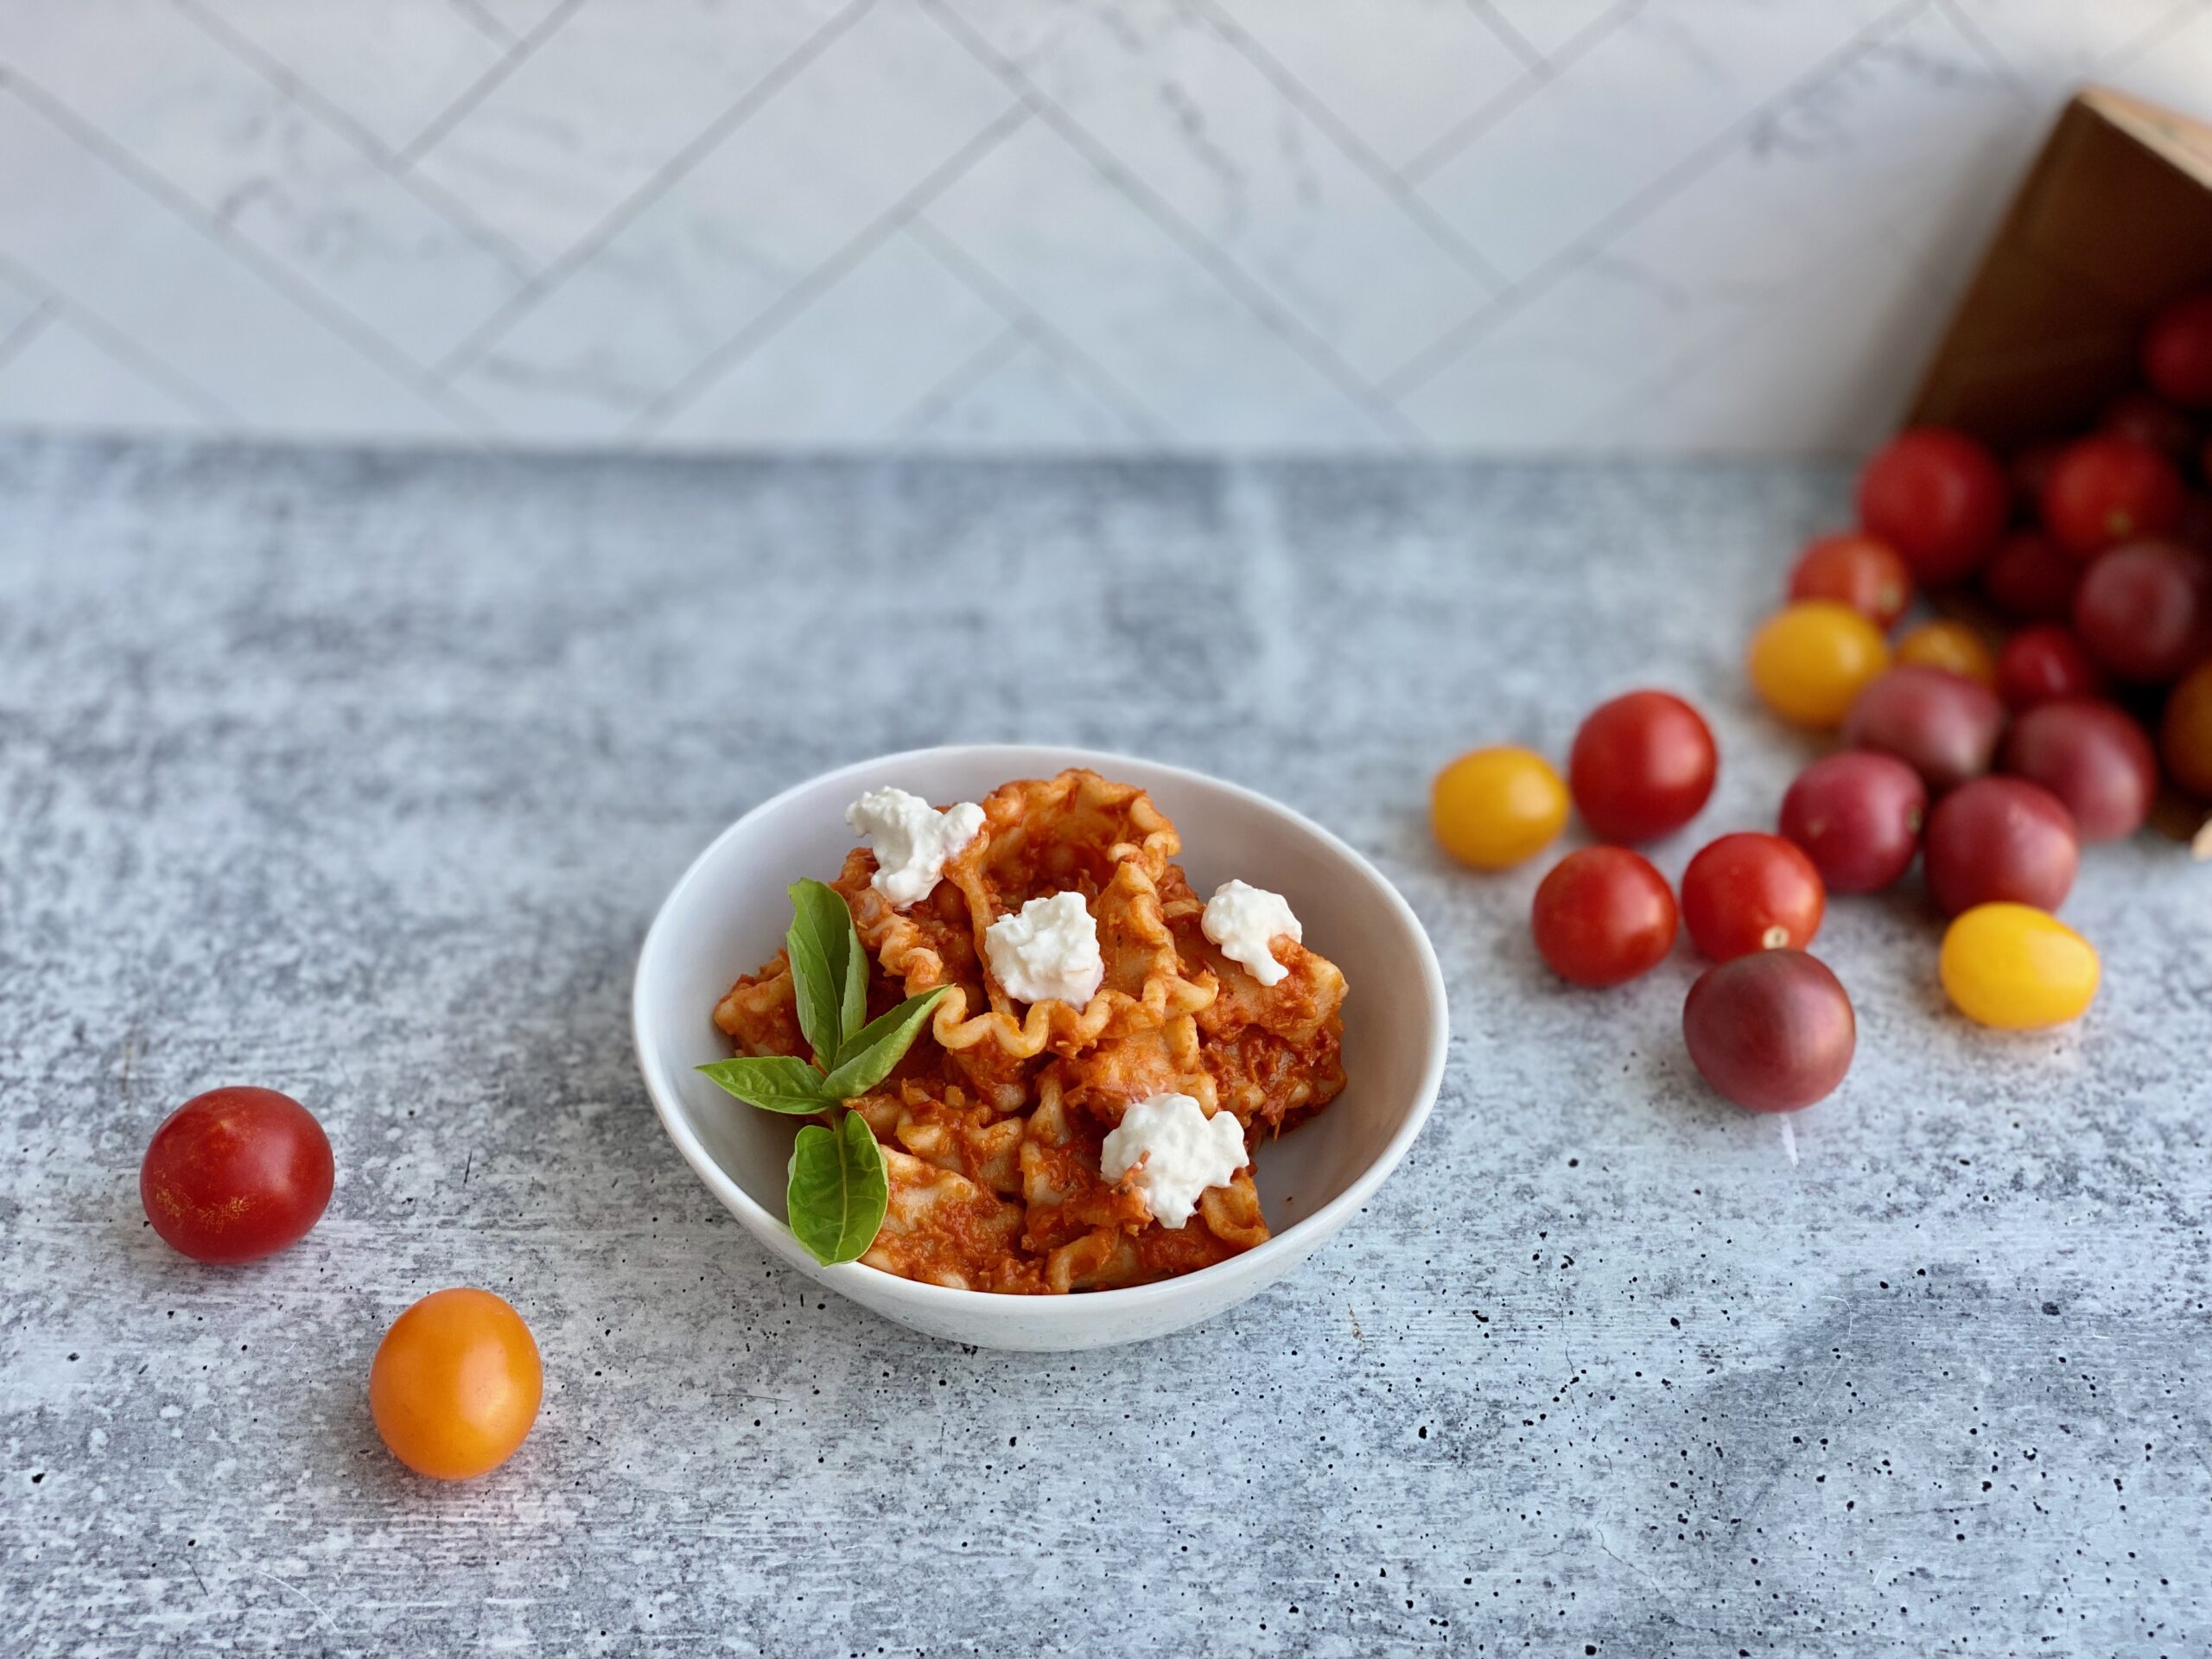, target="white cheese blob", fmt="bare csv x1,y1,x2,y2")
844,787,985,909
982,890,1104,1007
1100,1091,1249,1230
1201,879,1302,987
